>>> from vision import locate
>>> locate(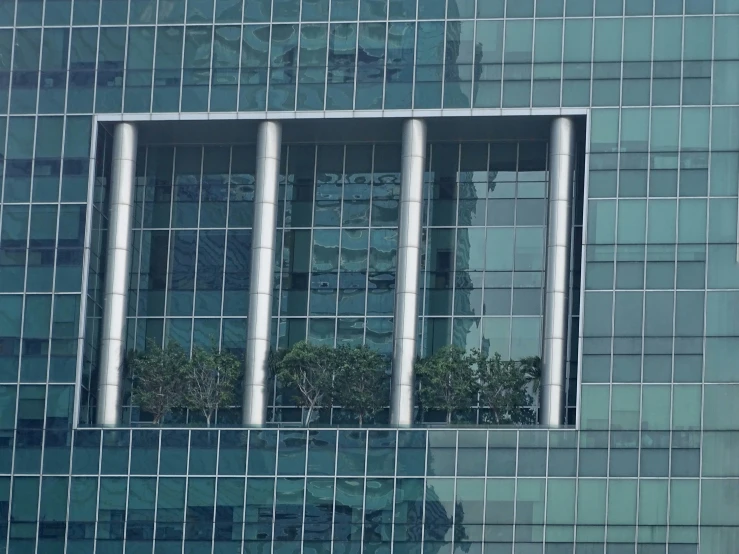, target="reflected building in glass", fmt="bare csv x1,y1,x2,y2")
0,0,738,552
